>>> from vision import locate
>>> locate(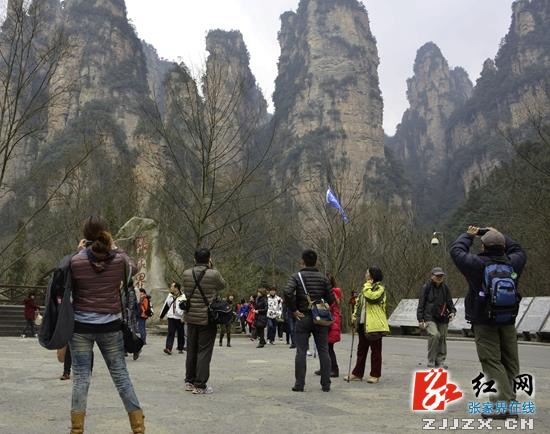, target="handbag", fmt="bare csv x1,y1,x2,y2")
193,270,232,325
298,273,334,326
120,263,144,354
34,312,43,326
